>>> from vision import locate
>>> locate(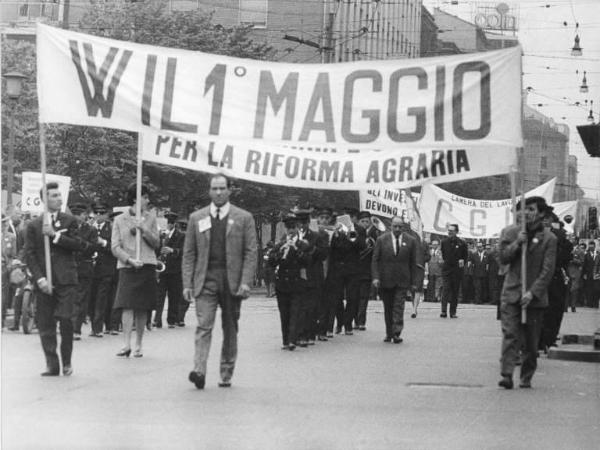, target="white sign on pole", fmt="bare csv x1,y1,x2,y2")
419,178,556,239
20,171,71,213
